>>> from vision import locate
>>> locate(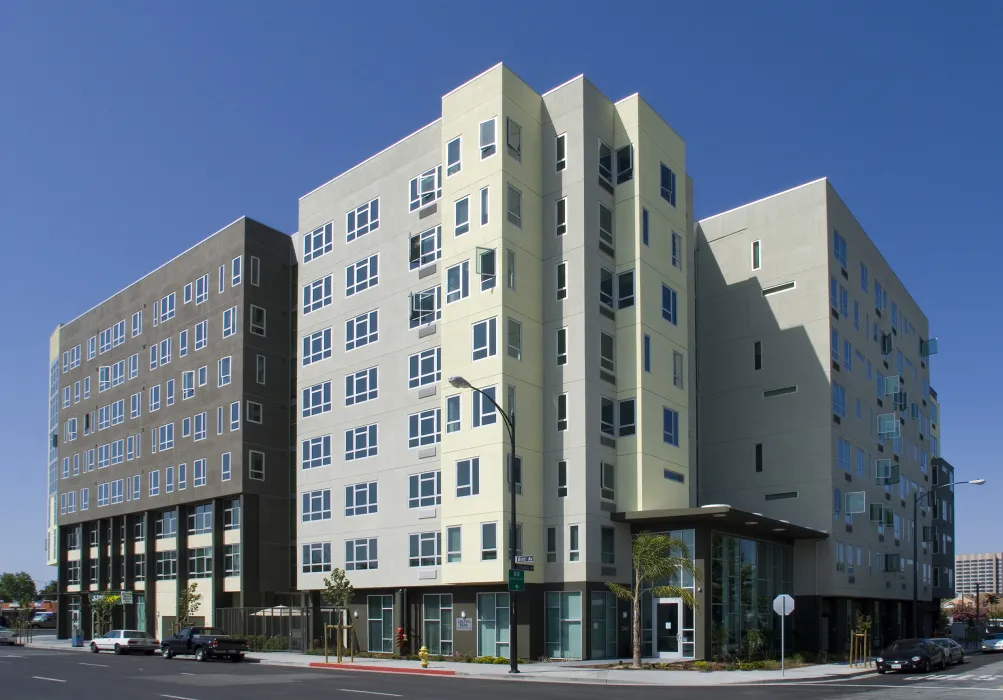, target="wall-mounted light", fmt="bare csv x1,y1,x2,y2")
353,610,359,619
461,610,467,618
